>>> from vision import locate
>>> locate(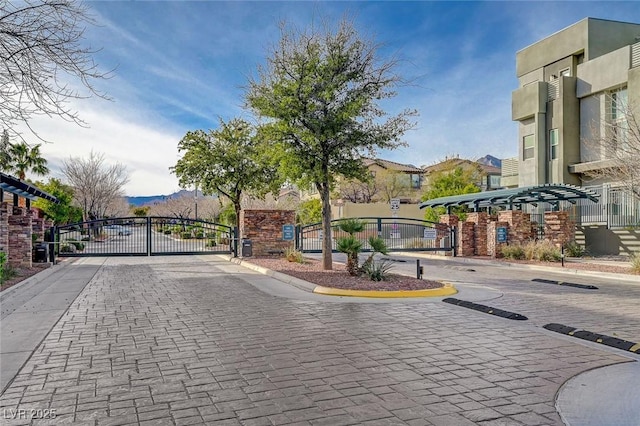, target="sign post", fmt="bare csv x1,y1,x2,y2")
390,198,400,238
